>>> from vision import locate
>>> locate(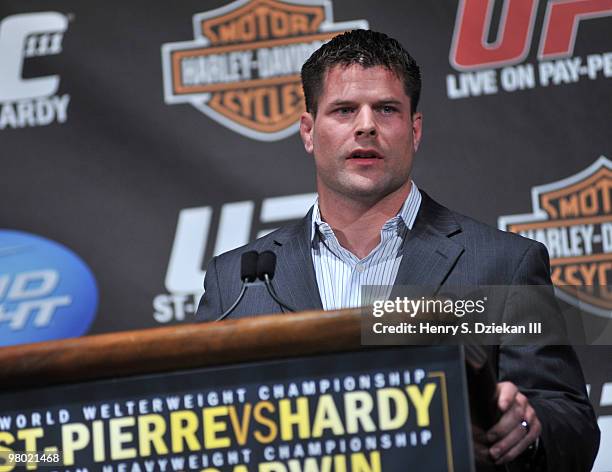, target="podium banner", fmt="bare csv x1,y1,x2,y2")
0,347,472,471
